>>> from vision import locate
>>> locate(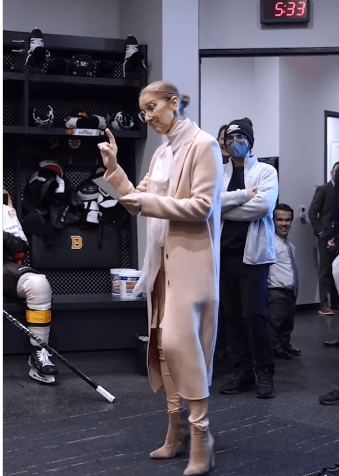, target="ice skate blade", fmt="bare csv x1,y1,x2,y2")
29,367,55,384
